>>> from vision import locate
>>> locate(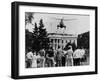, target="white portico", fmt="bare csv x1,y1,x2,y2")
48,33,77,50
